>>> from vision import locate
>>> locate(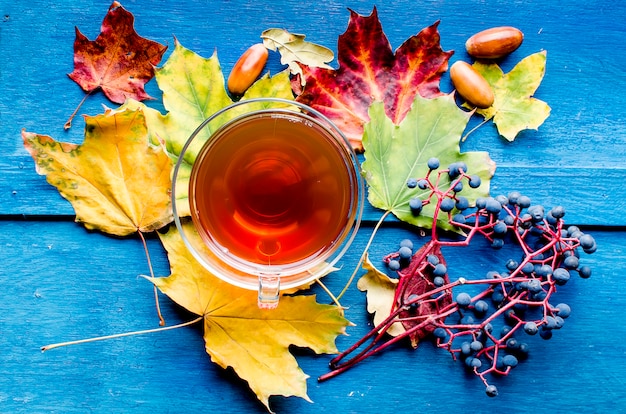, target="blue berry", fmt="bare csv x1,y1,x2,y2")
461,315,475,325
433,327,447,339
524,321,538,335
563,255,579,269
554,316,565,329
521,262,534,274
465,357,482,368
550,205,566,219
505,259,519,271
567,225,581,237
517,195,531,209
473,300,489,316
527,279,542,293
539,326,553,340
388,260,401,271
399,239,413,249
506,338,520,351
491,290,504,305
433,263,447,276
470,340,483,352
440,197,455,212
453,181,464,193
406,178,418,188
493,220,507,235
433,276,445,287
486,385,498,397
578,265,592,278
455,196,469,211
552,268,570,285
417,179,429,190
468,175,482,188
409,197,423,215
502,354,519,368
485,198,502,214
427,254,440,265
456,292,472,307
517,343,530,358
398,246,413,260
579,234,595,249
537,264,553,278
555,303,571,318
569,229,584,239
507,191,521,204
427,157,440,170
528,205,545,222
495,194,509,205
544,316,557,330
